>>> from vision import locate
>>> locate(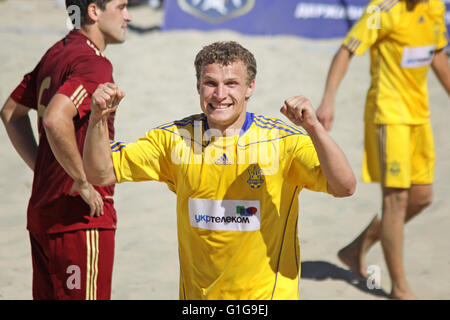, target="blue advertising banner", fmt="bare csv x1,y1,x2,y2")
162,0,450,39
